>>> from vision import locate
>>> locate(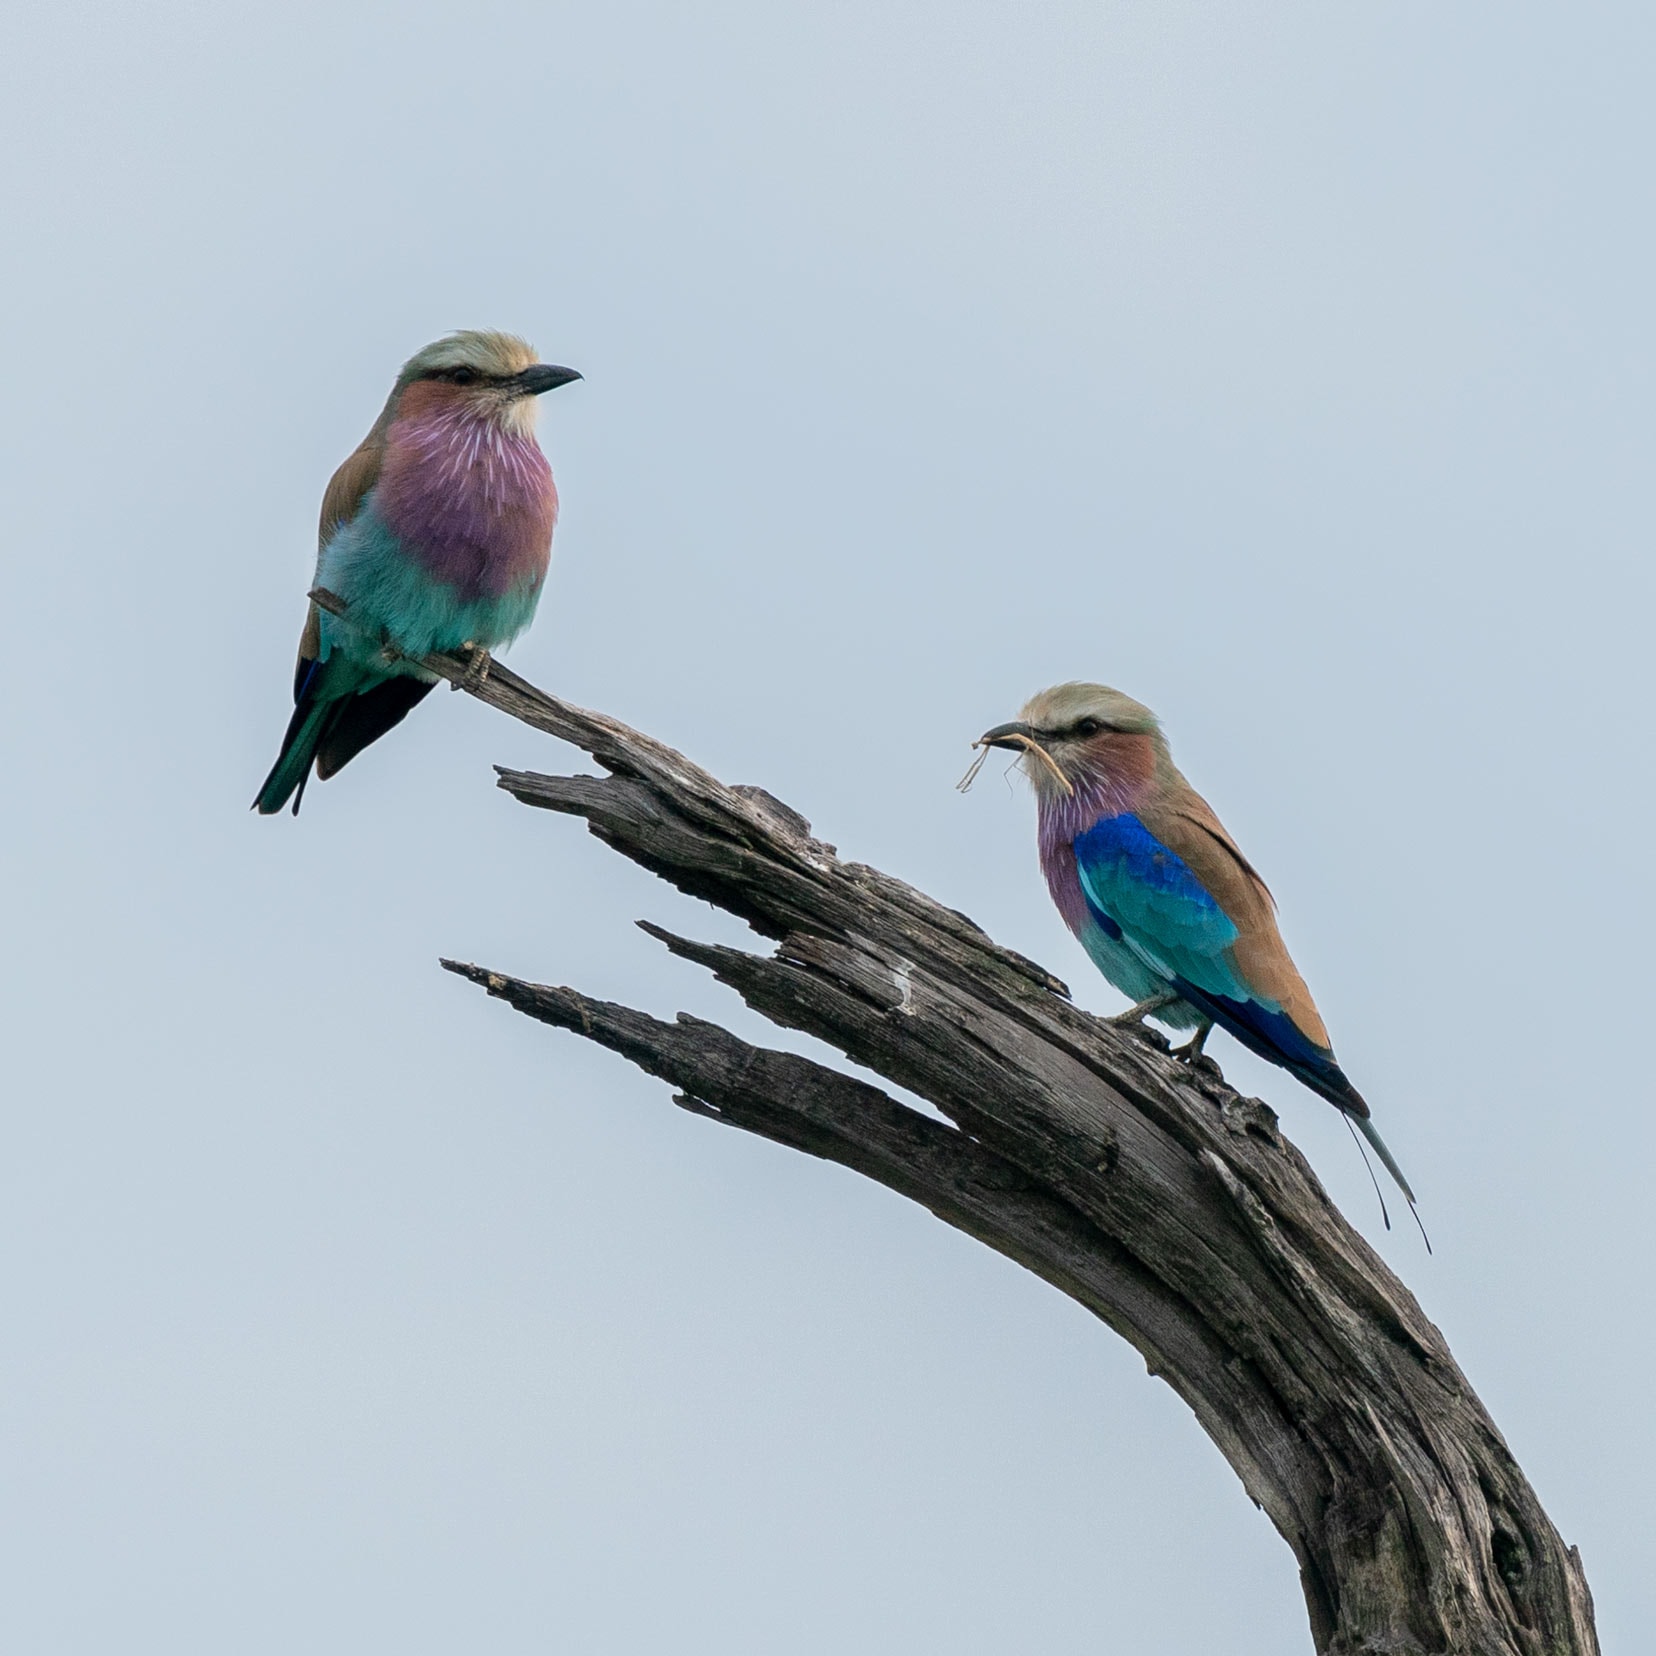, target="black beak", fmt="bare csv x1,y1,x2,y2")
515,364,583,396
978,720,1036,750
